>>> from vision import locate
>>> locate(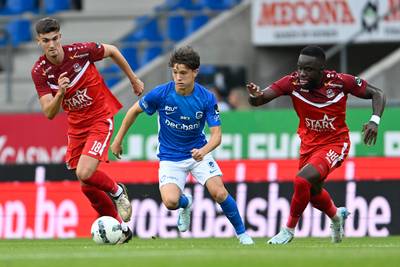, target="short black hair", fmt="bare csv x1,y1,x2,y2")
35,17,60,35
168,46,200,70
300,45,326,62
